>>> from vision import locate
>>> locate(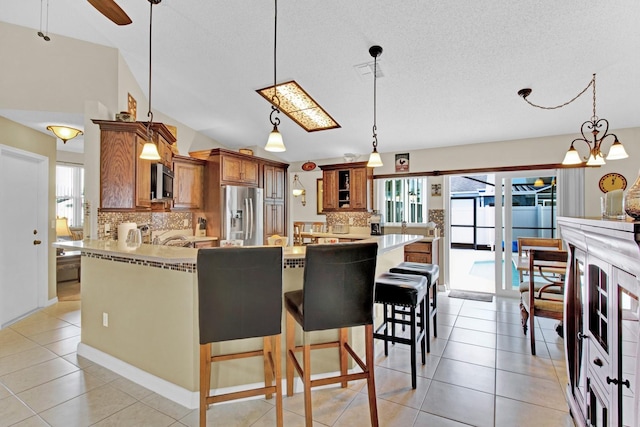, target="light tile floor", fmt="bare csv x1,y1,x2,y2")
0,296,576,426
